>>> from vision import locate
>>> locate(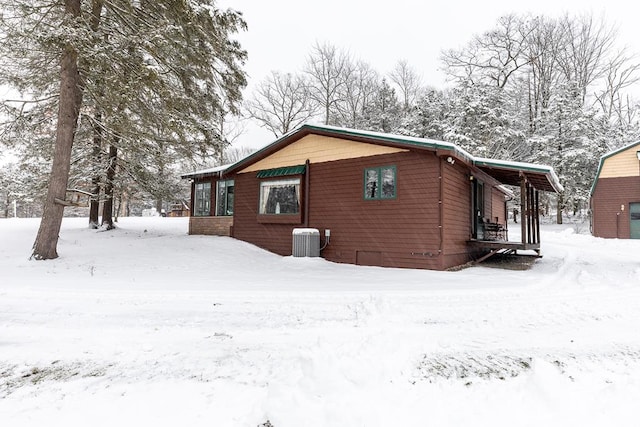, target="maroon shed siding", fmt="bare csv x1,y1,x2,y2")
591,176,640,238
